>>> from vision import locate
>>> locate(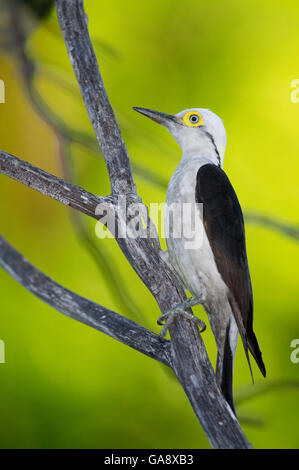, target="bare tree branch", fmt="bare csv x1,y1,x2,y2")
56,0,135,196
0,234,171,366
0,149,109,218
